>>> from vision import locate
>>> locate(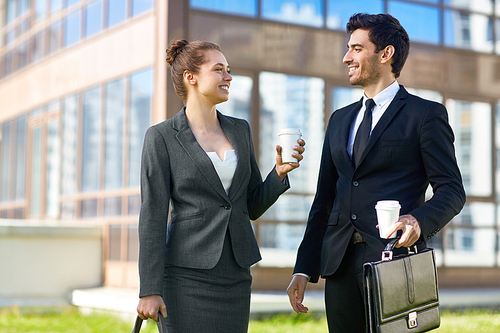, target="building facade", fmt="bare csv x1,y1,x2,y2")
1,0,500,291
